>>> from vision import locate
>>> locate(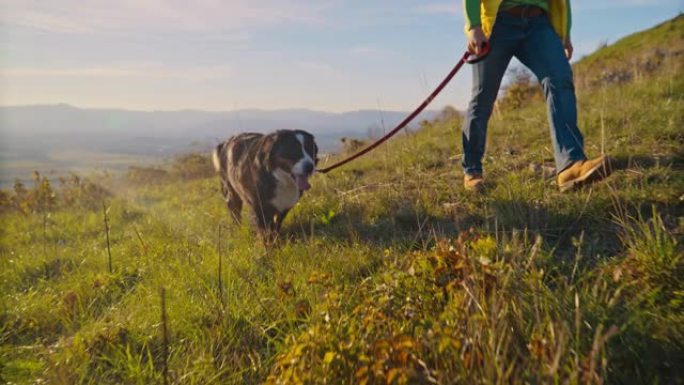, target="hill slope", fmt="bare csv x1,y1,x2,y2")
1,15,682,385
